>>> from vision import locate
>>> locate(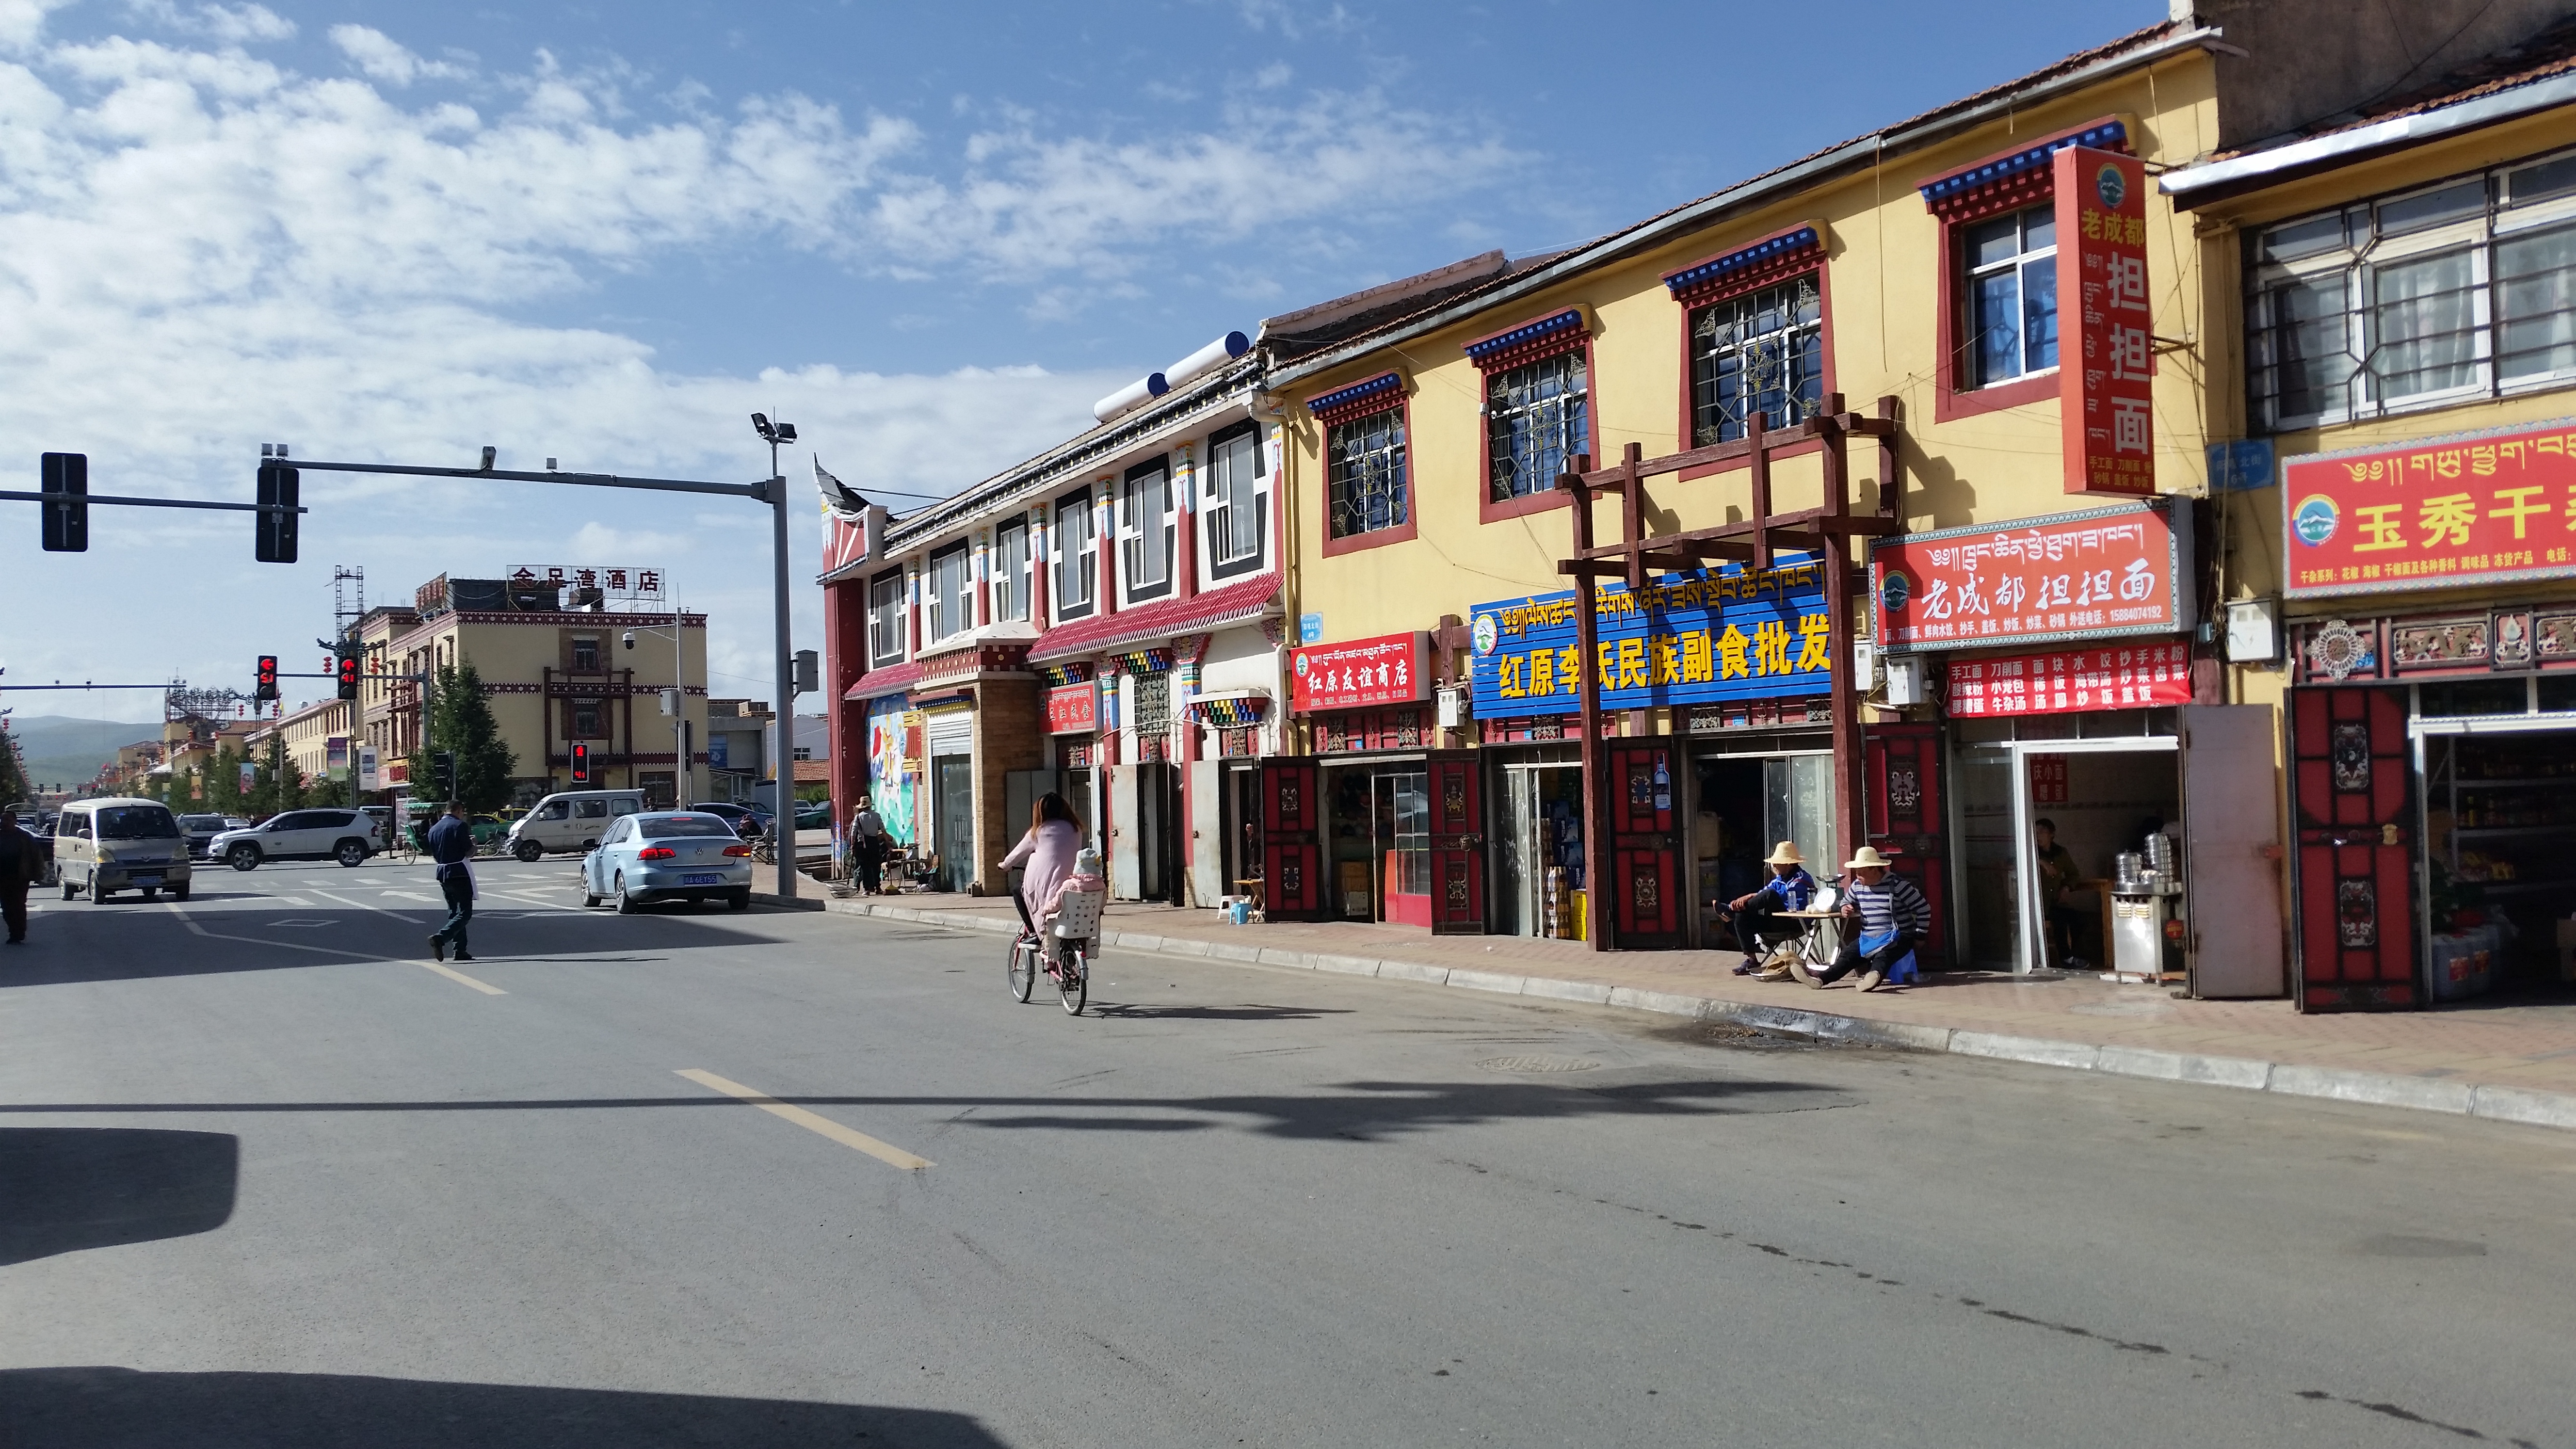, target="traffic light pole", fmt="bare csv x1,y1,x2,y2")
280,453,800,901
